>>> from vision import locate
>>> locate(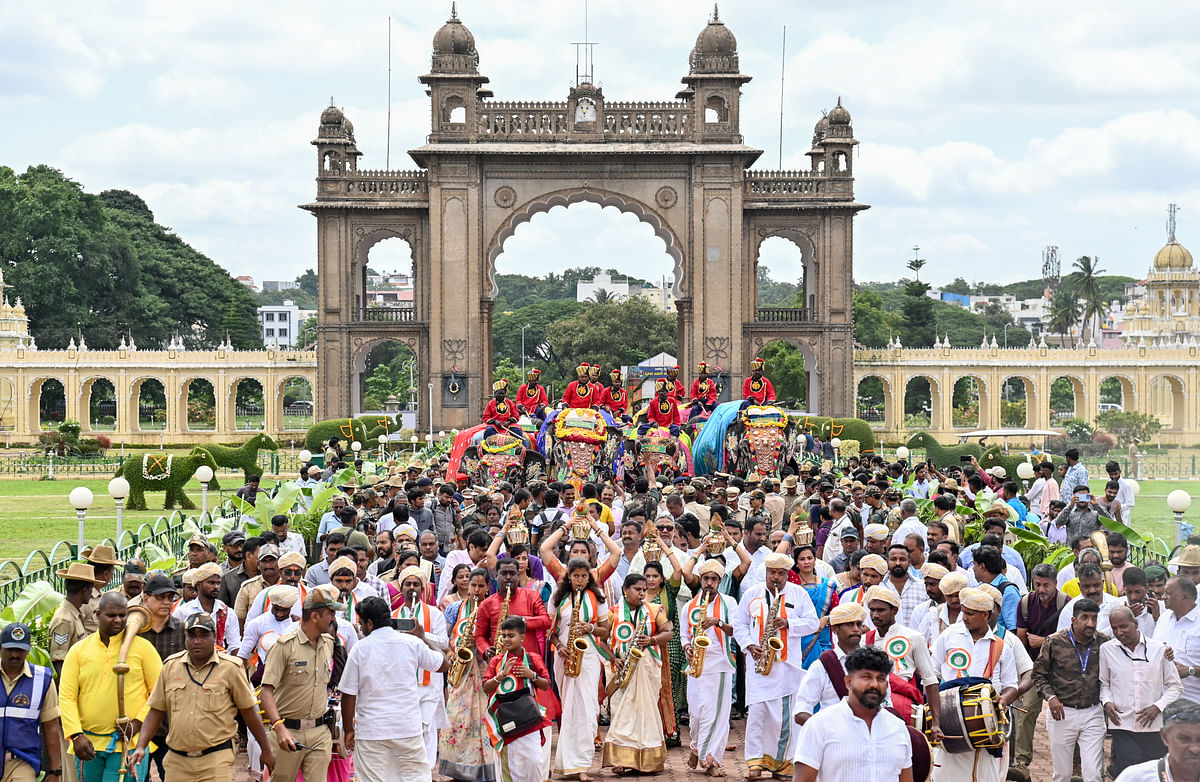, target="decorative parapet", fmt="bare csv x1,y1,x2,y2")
319,170,429,202
473,100,693,141
744,170,853,201
854,340,1200,367
0,346,318,369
